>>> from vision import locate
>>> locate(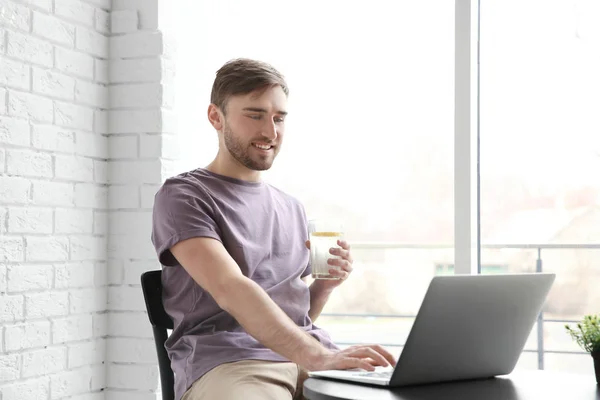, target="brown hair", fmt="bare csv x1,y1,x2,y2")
210,58,289,114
